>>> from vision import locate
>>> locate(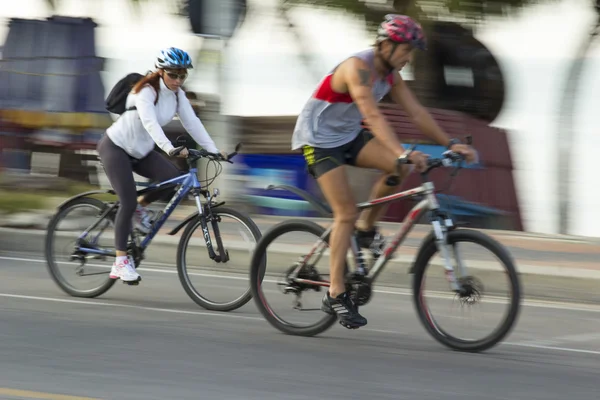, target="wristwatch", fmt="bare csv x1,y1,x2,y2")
397,152,410,165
